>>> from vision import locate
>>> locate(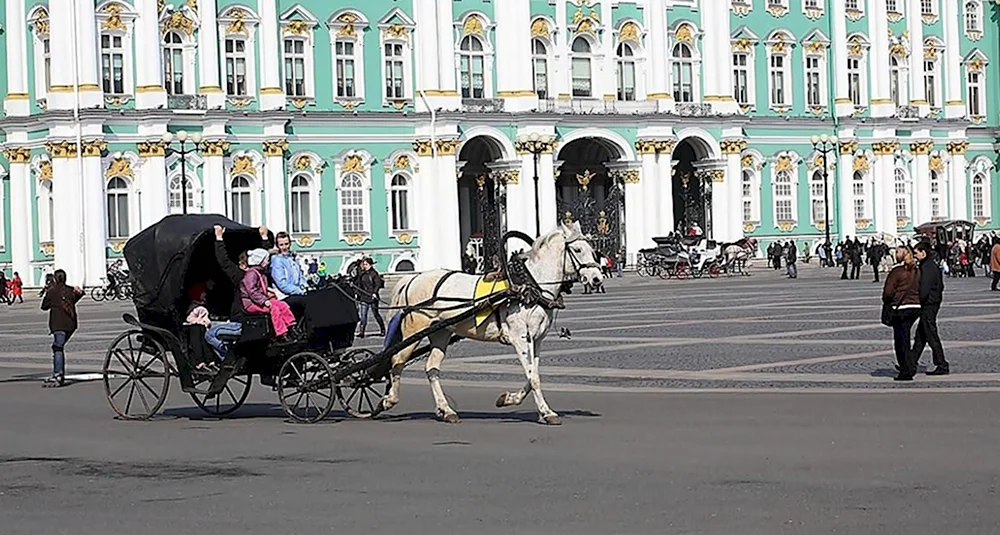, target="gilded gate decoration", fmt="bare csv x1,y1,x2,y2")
556,168,625,259
477,172,507,273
